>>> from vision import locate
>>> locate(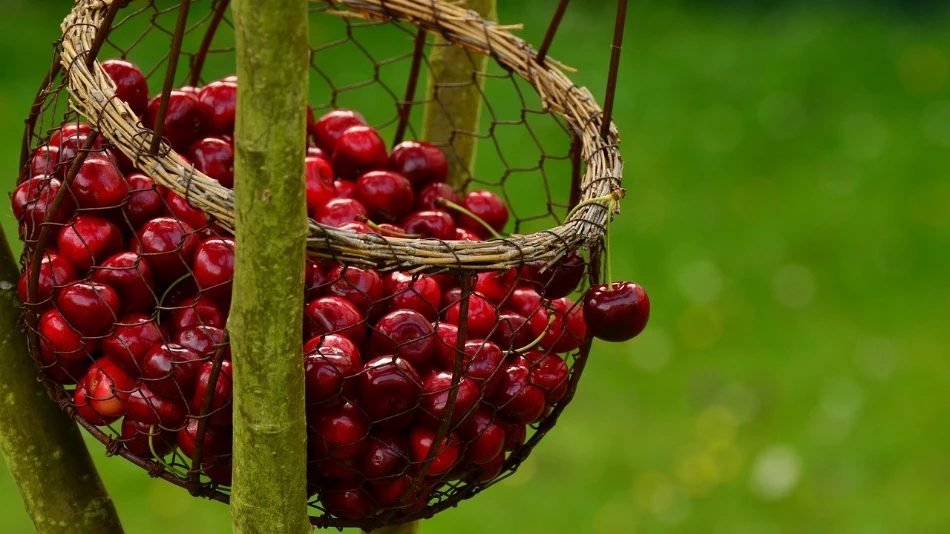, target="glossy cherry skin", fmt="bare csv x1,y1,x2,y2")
122,173,167,230
334,180,355,199
515,351,570,405
475,269,517,305
444,293,497,340
304,296,366,343
304,346,360,408
17,252,76,306
191,360,234,426
502,286,542,319
305,156,336,215
55,131,101,166
401,210,456,240
408,426,460,477
168,296,227,335
321,484,376,521
583,281,650,342
57,214,123,273
188,137,234,188
133,217,200,284
529,297,587,353
355,356,422,429
522,250,586,299
144,91,206,152
13,177,75,240
459,407,506,464
174,325,230,360
305,260,330,299
504,423,527,451
193,237,235,303
165,191,210,230
177,418,232,468
56,281,120,336
339,221,374,234
37,309,97,384
355,170,415,222
490,364,546,424
304,334,361,366
73,374,119,426
126,383,187,428
28,145,60,178
376,223,408,237
308,402,370,460
458,190,508,238
196,79,238,135
486,312,532,352
78,357,135,420
384,272,441,320
121,418,176,458
468,451,506,483
307,145,326,159
325,264,384,316
314,198,368,228
101,314,166,377
431,322,461,370
388,141,448,190
414,182,461,213
419,371,480,429
460,339,506,396
314,109,367,153
101,59,149,116
356,431,410,481
50,122,91,148
331,125,388,181
140,343,203,402
90,252,156,314
371,310,435,371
